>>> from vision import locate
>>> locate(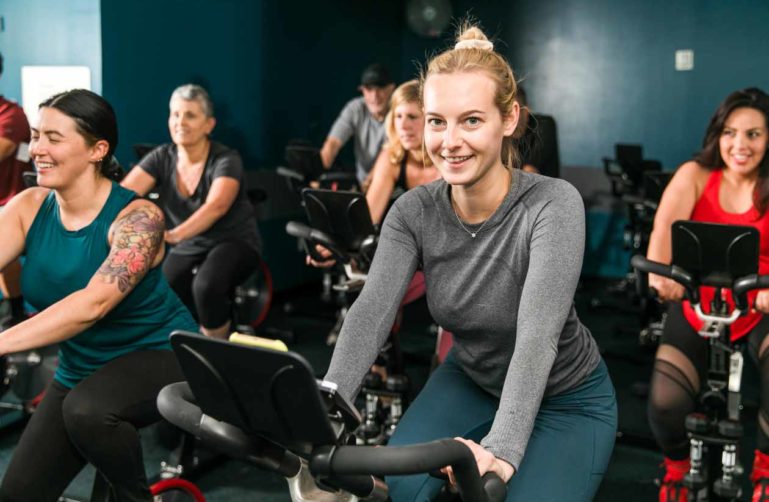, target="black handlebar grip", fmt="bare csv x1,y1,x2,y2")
631,255,699,303
285,221,313,240
156,382,202,436
157,383,302,478
313,439,497,502
734,274,769,298
630,255,672,278
285,221,350,264
285,221,326,263
276,166,305,182
318,172,358,184
482,472,507,502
